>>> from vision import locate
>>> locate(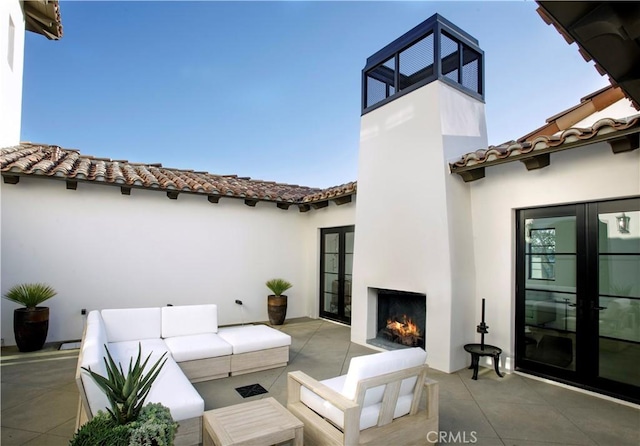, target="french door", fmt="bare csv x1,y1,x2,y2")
319,226,354,324
516,197,640,403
